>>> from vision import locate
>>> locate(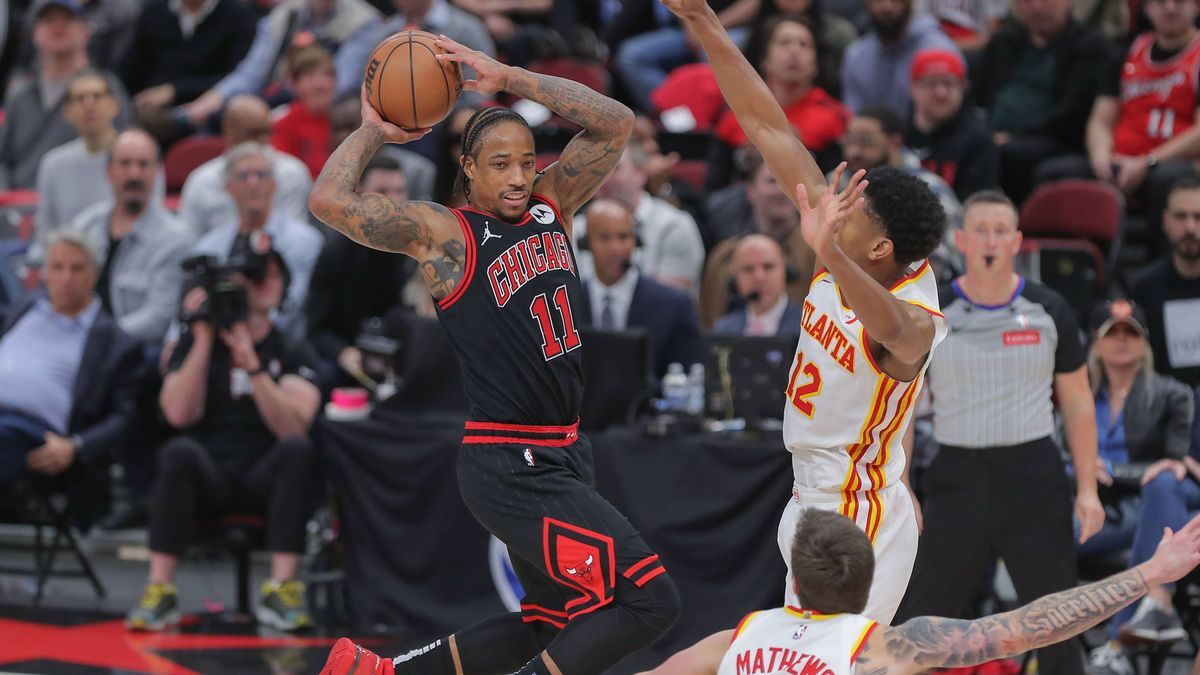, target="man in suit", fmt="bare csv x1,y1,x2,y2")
713,234,804,337
0,230,142,524
577,197,700,379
